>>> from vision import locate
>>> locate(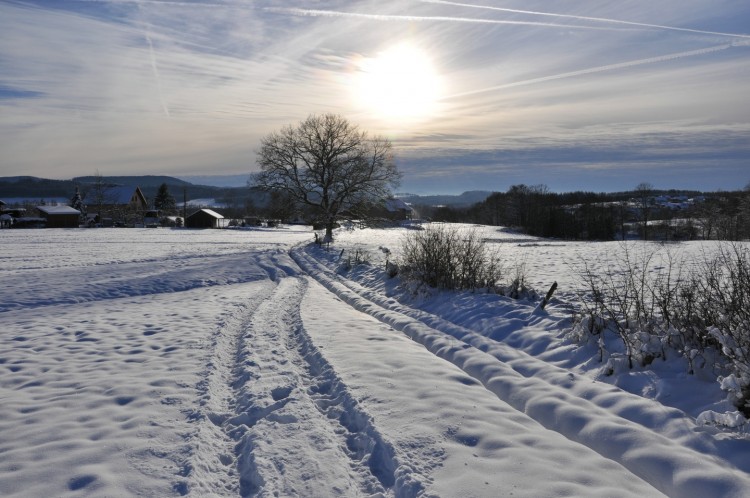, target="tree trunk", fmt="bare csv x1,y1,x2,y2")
325,220,334,242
